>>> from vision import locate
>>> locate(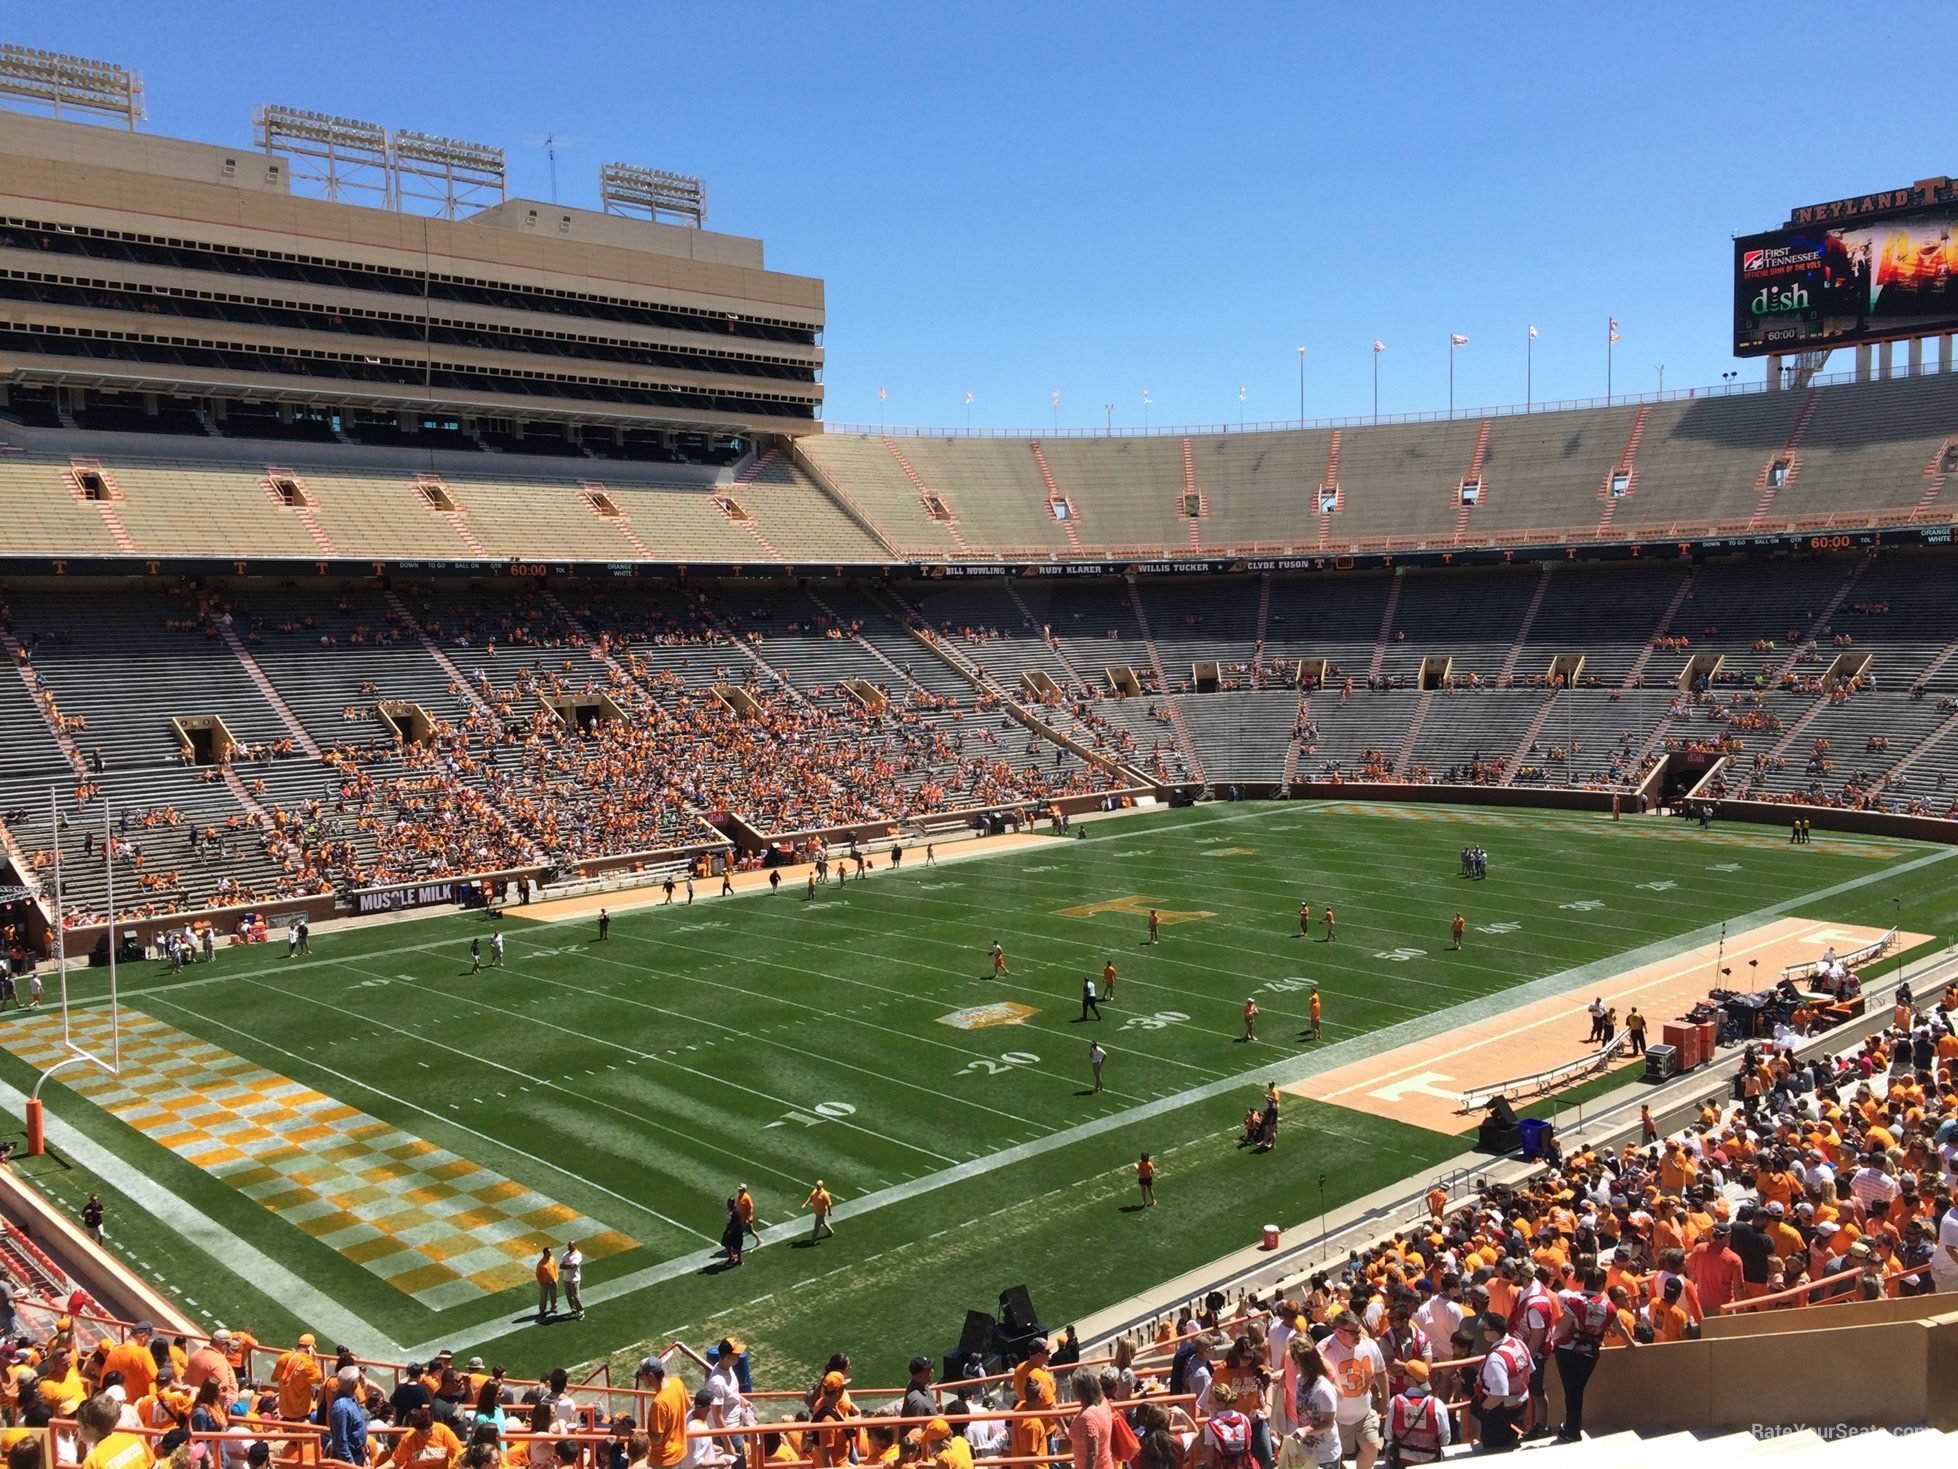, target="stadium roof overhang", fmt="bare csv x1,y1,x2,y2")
0,361,823,437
